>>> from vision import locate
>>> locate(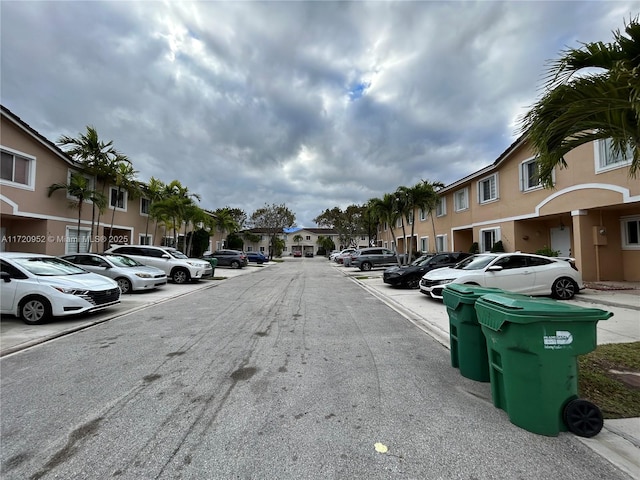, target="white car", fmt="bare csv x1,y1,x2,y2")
419,252,584,300
60,253,167,294
104,245,212,284
0,252,121,325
